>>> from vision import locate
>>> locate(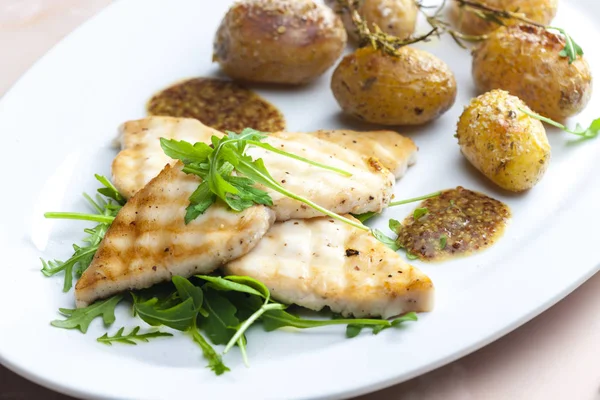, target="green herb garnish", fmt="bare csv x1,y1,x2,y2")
439,235,447,250
41,175,123,291
388,191,441,207
518,107,600,139
97,327,173,345
388,218,402,234
413,208,429,220
43,169,421,376
190,318,230,375
547,27,584,63
353,211,378,223
372,229,400,251
51,295,123,333
160,129,366,233
346,312,418,338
